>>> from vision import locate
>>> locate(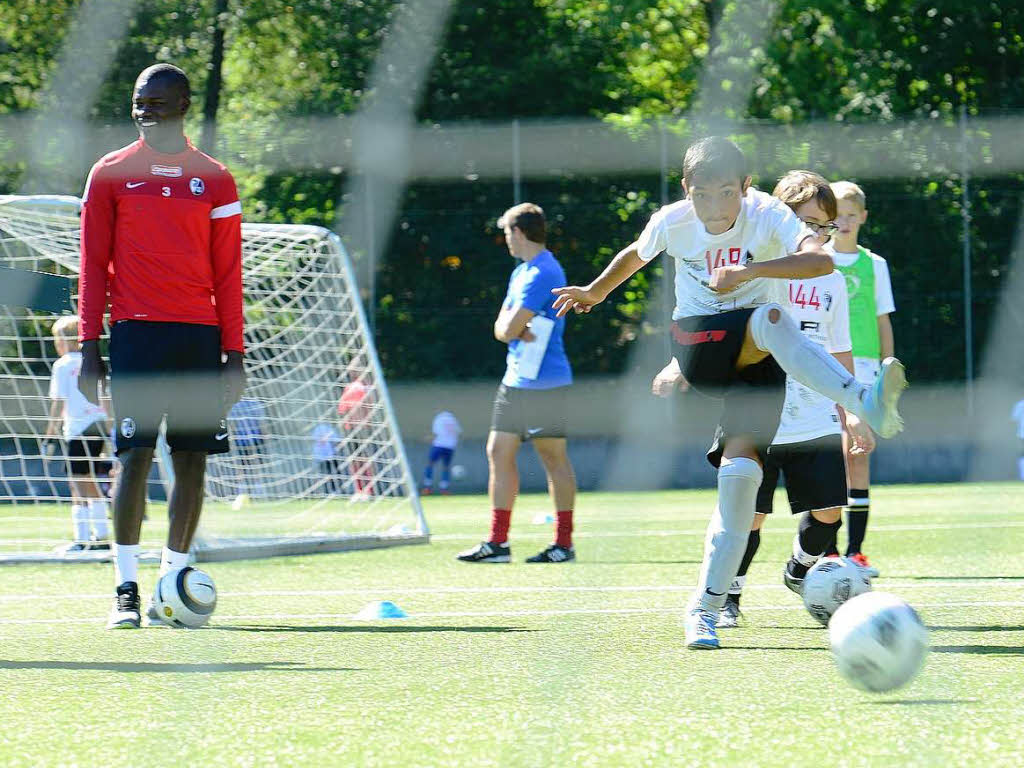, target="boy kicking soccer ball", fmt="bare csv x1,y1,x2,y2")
553,138,906,650
698,171,869,628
